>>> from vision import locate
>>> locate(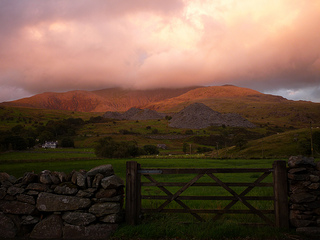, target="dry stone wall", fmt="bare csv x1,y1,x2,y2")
0,164,124,239
288,156,320,236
